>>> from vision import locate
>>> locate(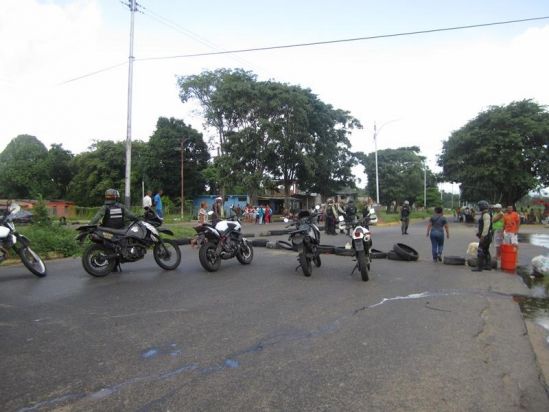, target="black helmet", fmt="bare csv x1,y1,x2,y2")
105,189,120,201
478,200,489,211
